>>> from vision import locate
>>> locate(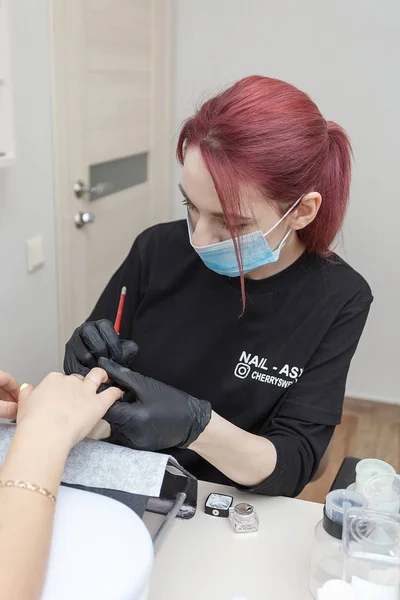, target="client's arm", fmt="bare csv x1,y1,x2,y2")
0,369,121,600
